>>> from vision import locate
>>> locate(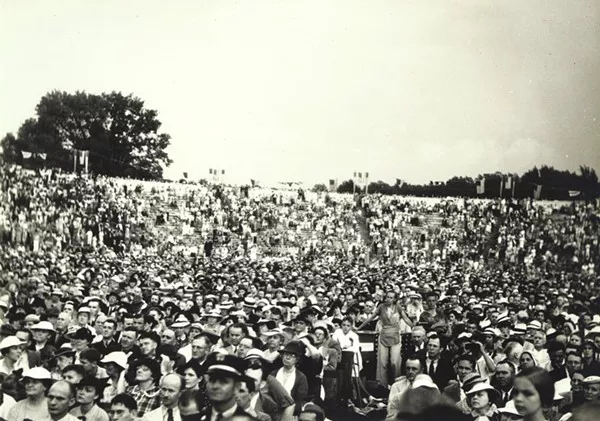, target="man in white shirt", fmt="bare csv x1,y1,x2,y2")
387,357,422,420
142,373,184,421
